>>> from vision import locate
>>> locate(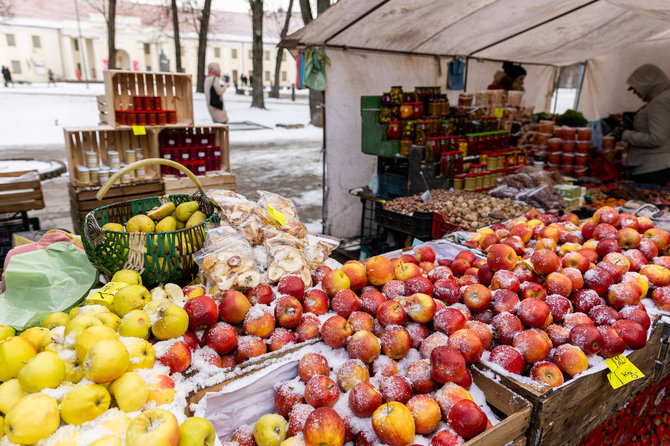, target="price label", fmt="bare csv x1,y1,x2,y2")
267,204,286,227
494,108,504,118
604,355,644,389
132,125,146,136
